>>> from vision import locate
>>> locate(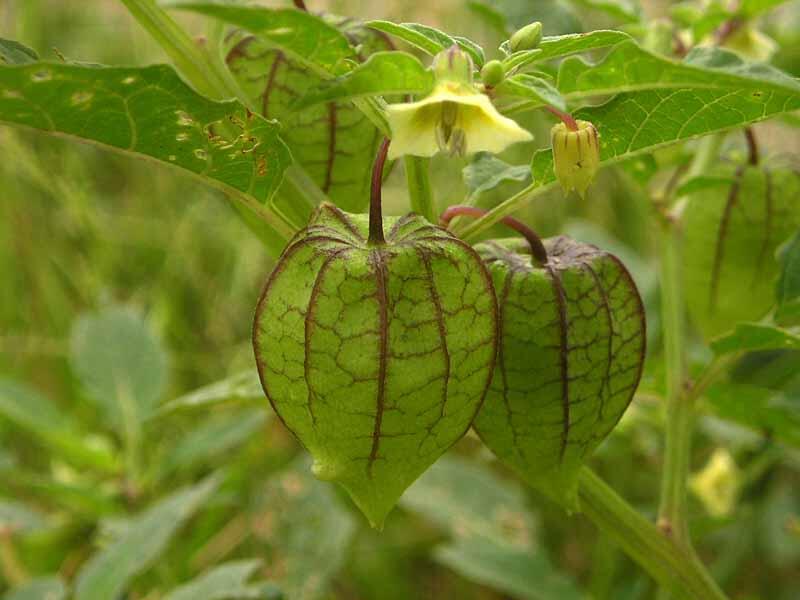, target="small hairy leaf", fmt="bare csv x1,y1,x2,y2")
0,38,38,65
0,499,47,534
164,560,271,600
0,61,292,205
711,323,800,355
367,21,485,66
1,577,67,600
776,230,800,325
495,73,566,111
157,370,263,415
502,30,631,64
683,167,800,338
74,475,219,600
70,306,168,427
296,52,434,108
462,153,530,201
